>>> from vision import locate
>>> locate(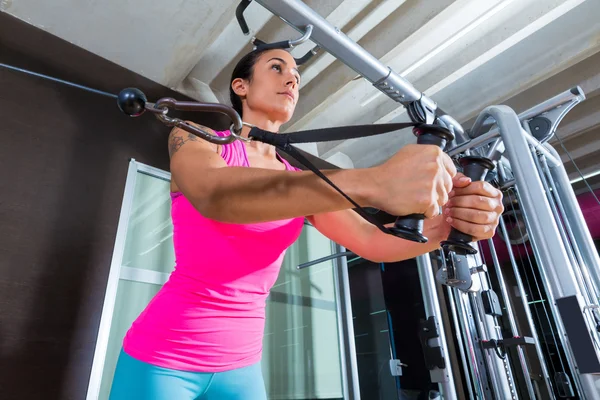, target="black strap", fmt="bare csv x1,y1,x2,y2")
248,123,418,234
249,122,417,147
